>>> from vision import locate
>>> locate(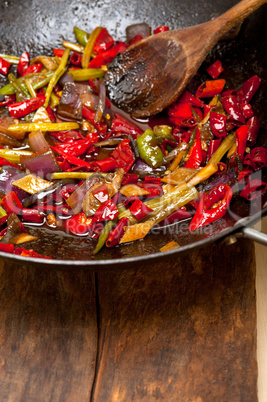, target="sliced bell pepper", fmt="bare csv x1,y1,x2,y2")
206,60,224,79
93,28,114,54
22,63,43,77
195,79,225,98
89,41,127,68
93,199,119,222
0,243,15,253
153,26,169,34
0,57,11,76
110,139,135,172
